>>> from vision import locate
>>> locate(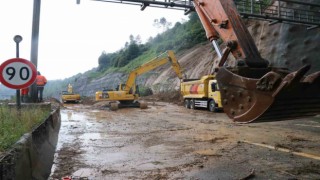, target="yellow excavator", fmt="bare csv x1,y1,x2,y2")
193,0,320,123
61,84,81,103
95,50,185,110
